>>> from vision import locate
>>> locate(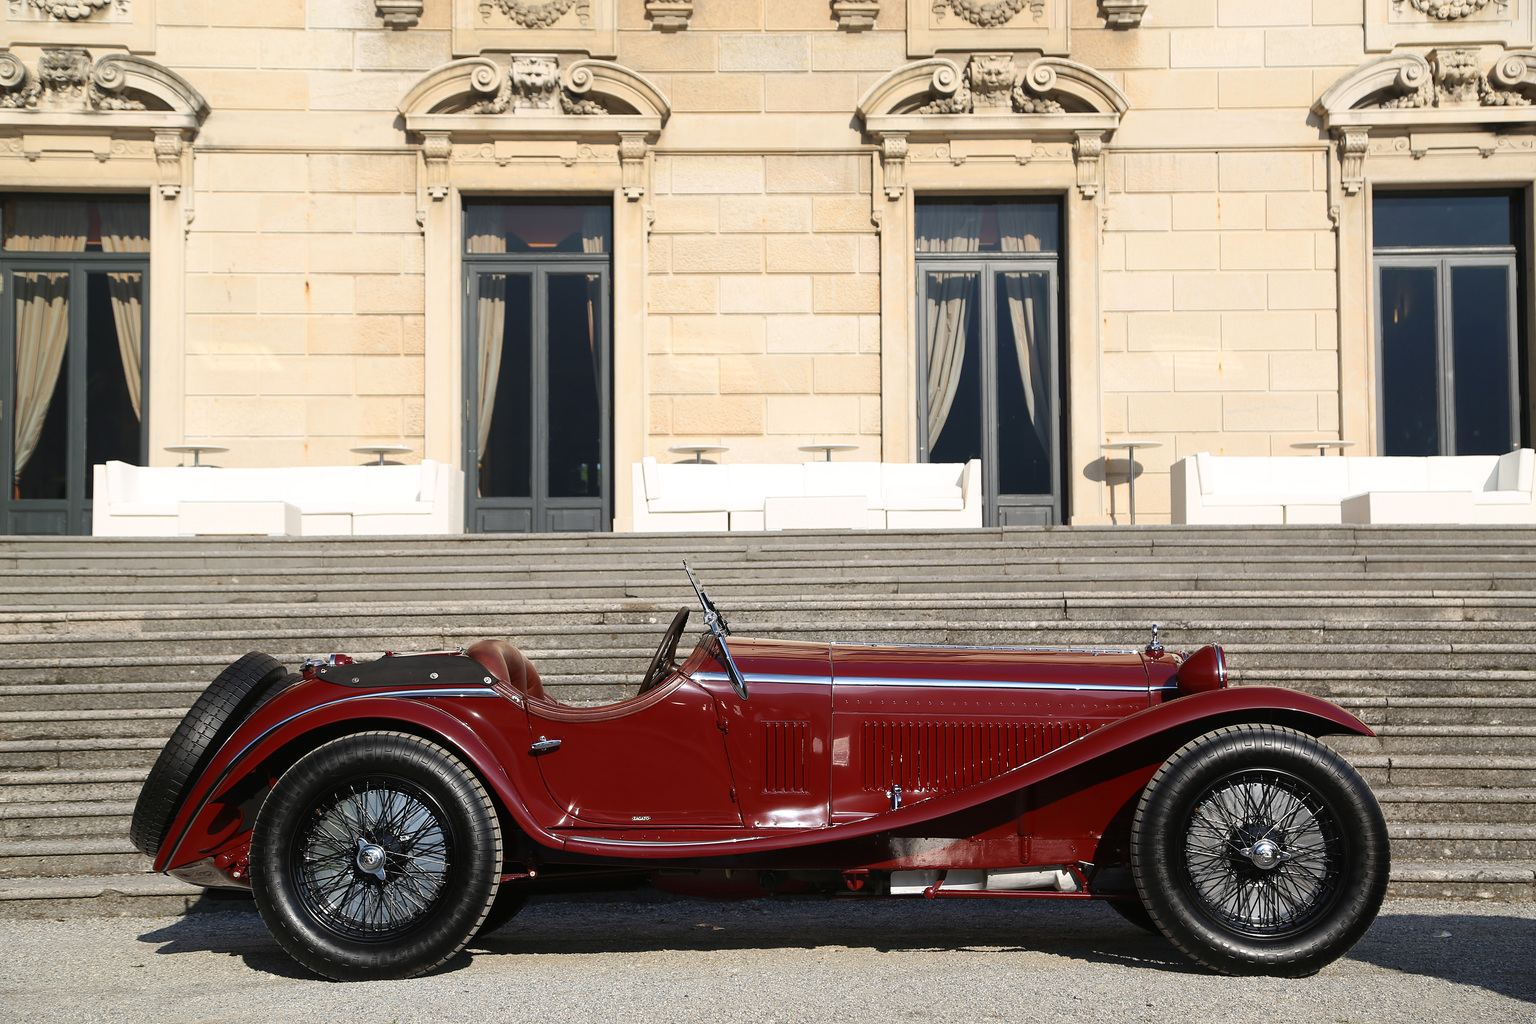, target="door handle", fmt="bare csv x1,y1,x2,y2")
530,736,561,755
